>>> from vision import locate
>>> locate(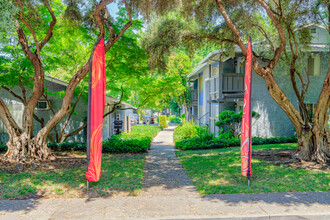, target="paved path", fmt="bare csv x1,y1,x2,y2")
142,126,197,196
1,126,330,219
